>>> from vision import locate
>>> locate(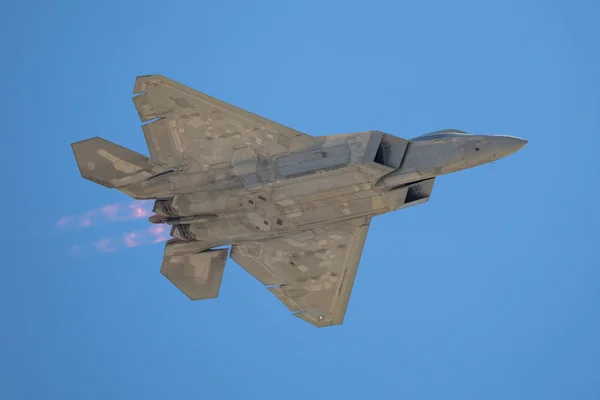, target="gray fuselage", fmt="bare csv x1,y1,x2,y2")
139,130,526,246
